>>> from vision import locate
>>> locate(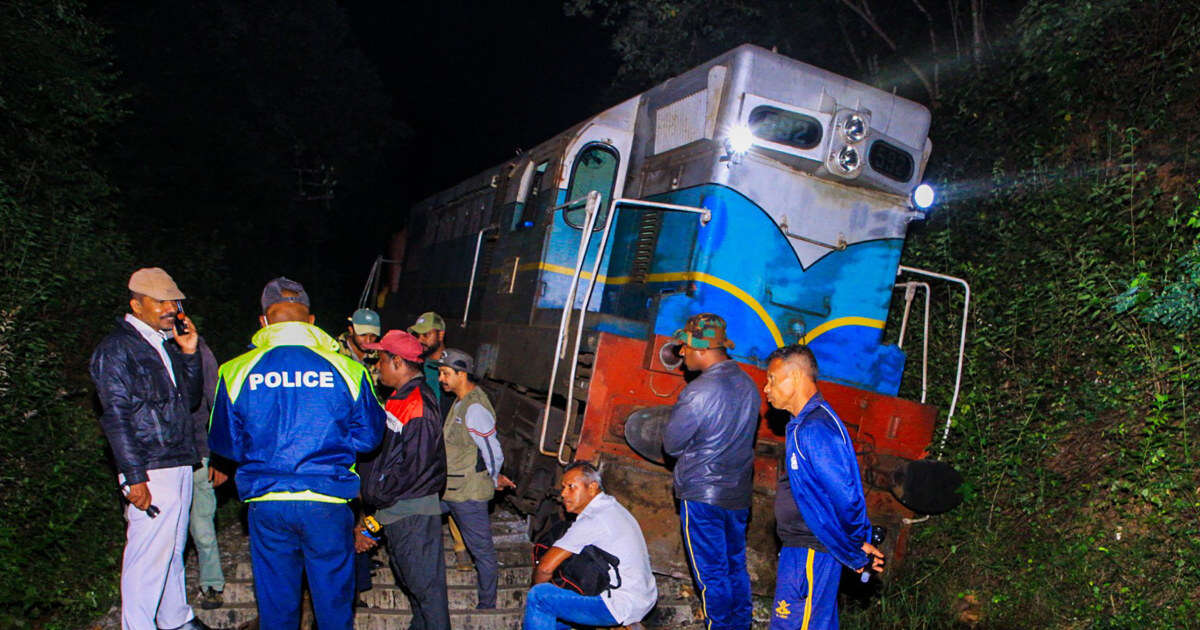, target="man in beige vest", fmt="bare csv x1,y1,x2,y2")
434,349,514,609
